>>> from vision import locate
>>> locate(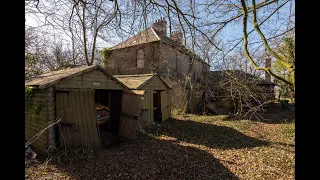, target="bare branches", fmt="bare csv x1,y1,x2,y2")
26,115,62,147
241,0,293,87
